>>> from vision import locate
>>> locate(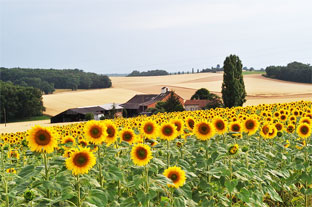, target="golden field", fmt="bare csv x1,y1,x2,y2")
1,73,311,133
43,73,312,116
